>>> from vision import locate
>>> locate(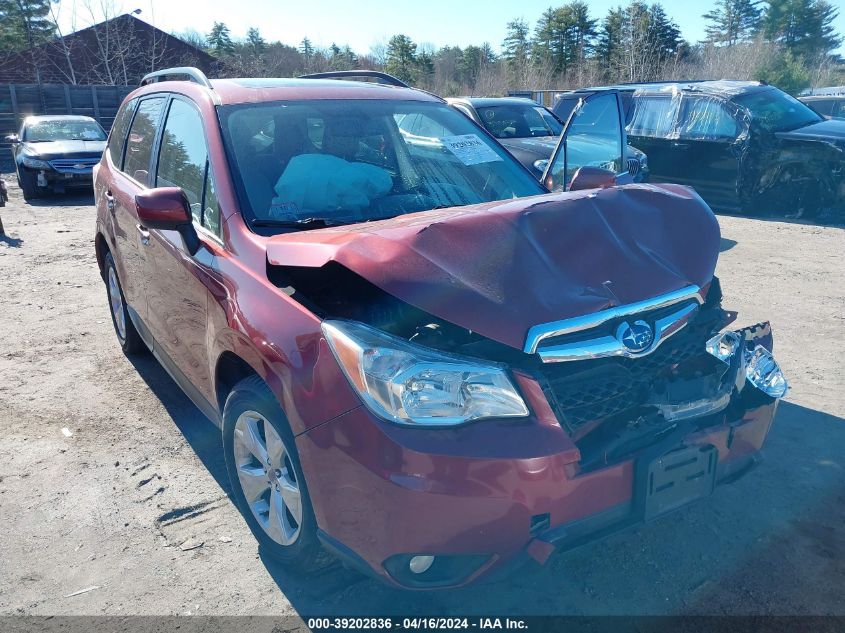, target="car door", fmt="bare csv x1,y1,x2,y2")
670,94,745,211
106,96,166,331
145,95,223,406
542,90,626,191
625,93,681,185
